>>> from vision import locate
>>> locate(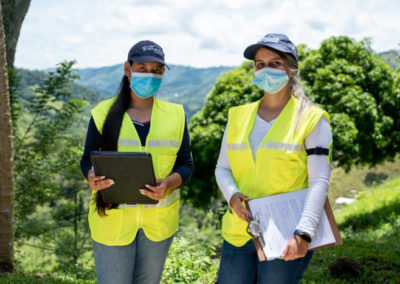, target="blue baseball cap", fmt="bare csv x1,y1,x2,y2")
244,33,298,62
127,40,170,69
